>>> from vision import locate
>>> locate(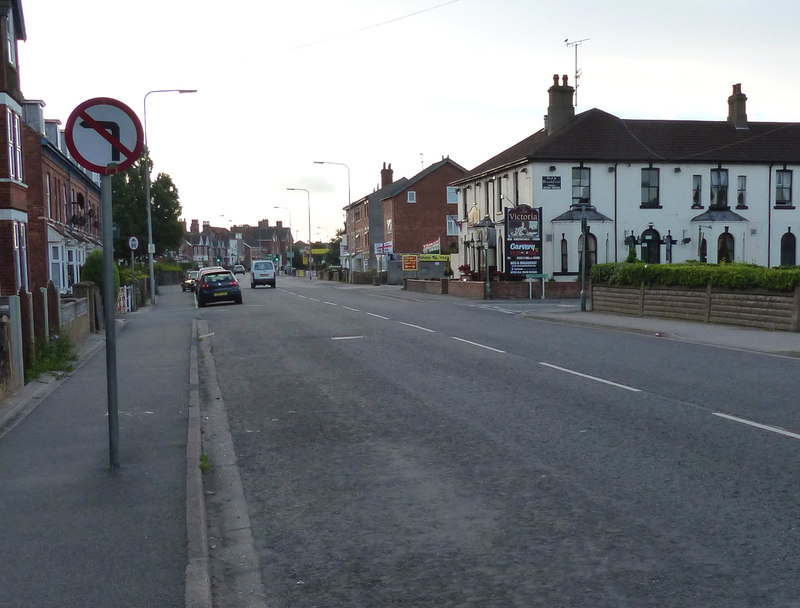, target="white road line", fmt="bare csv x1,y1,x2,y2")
323,301,337,306
713,413,800,440
332,336,364,341
538,362,641,392
367,312,389,320
451,336,506,353
309,298,321,302
342,306,360,312
297,294,308,299
399,322,435,333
